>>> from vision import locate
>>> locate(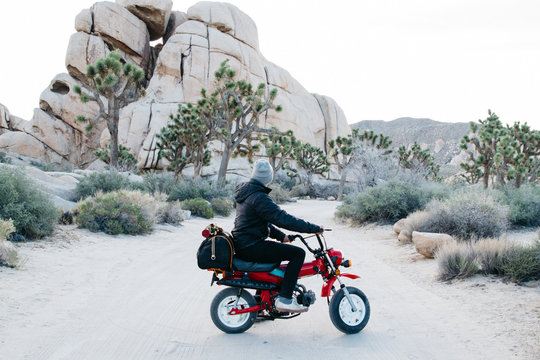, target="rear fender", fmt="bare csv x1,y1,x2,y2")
321,273,360,297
